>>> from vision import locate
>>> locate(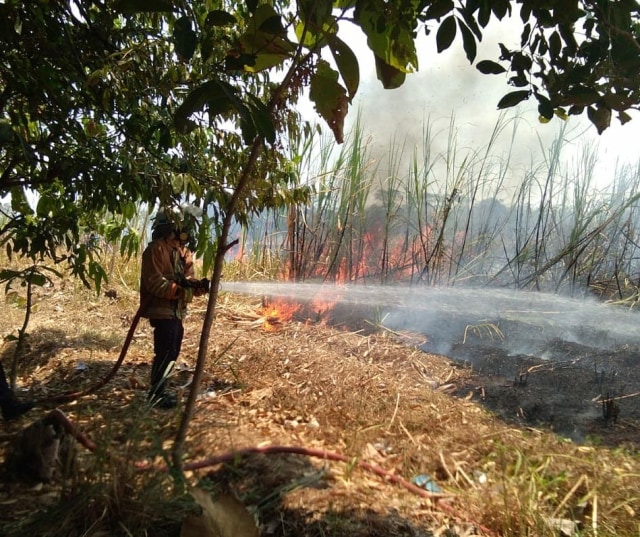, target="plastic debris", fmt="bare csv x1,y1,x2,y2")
474,470,488,484
411,474,442,493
